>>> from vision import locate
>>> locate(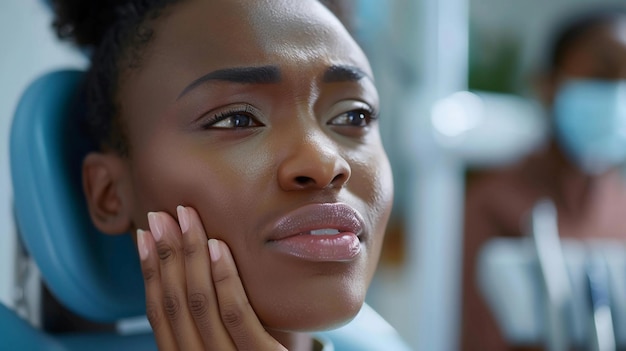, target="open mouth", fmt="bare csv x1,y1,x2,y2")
266,203,366,262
